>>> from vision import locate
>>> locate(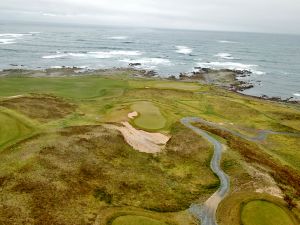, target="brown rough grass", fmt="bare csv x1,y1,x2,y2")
0,95,76,122
195,123,300,197
0,123,216,225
